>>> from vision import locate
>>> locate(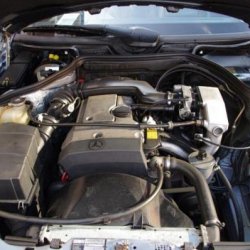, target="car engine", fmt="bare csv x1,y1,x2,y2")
0,50,248,249
59,81,228,180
